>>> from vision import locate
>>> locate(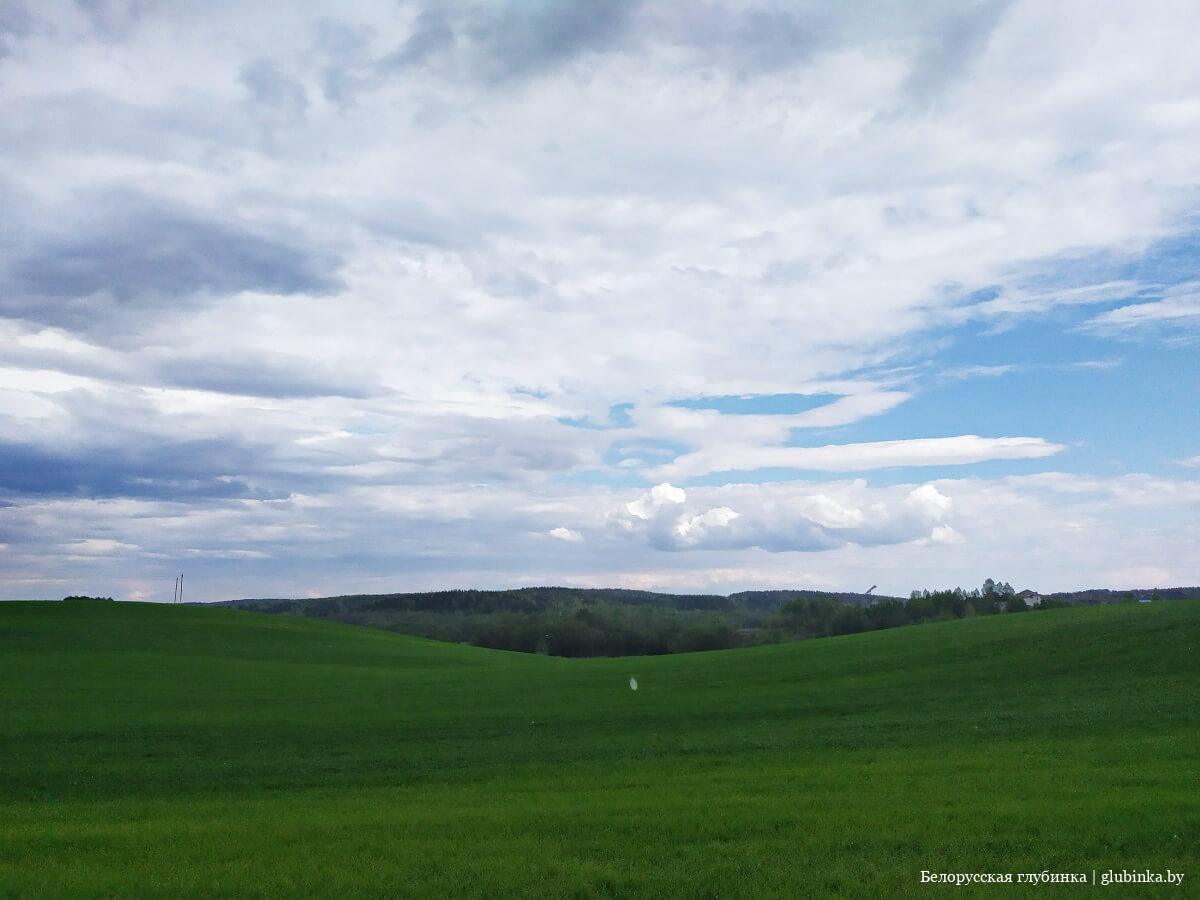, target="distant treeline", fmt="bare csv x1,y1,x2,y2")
223,583,1200,658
